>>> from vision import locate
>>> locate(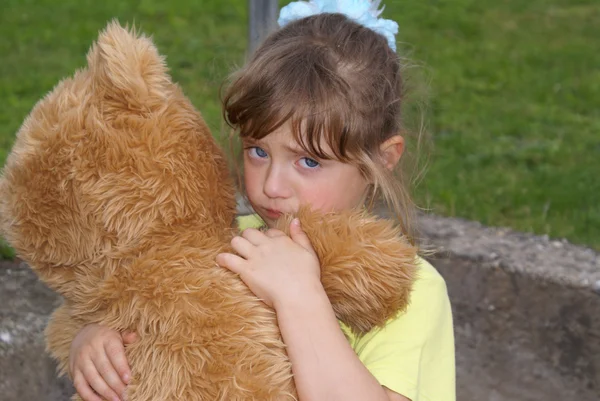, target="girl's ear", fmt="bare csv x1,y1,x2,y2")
379,135,405,170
